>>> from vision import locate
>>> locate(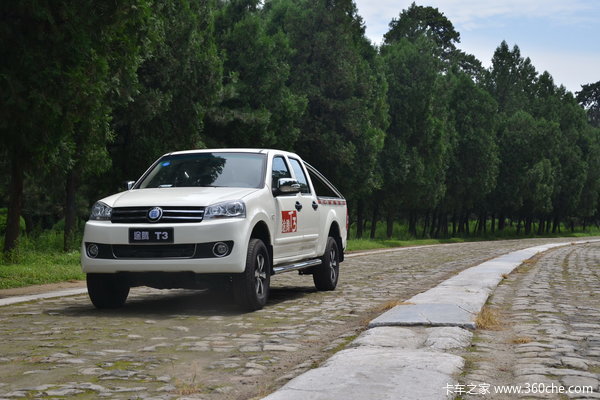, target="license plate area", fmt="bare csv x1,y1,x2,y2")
129,228,174,243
